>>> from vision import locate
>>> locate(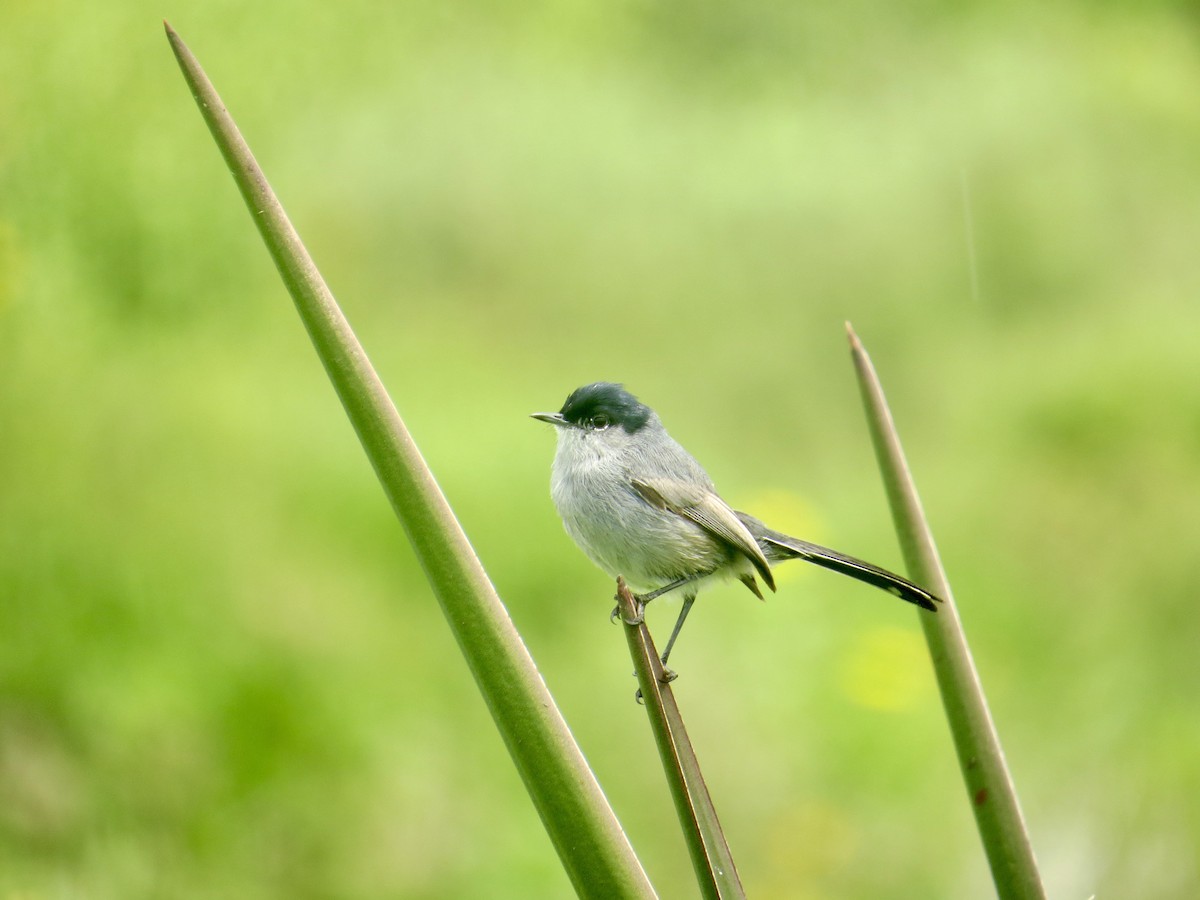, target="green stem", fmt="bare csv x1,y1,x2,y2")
616,580,745,900
847,324,1045,899
164,22,655,898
